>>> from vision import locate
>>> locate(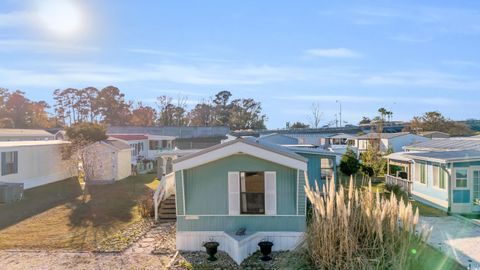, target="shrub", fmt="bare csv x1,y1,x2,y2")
339,148,360,176
138,190,155,218
385,183,405,198
304,177,430,269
